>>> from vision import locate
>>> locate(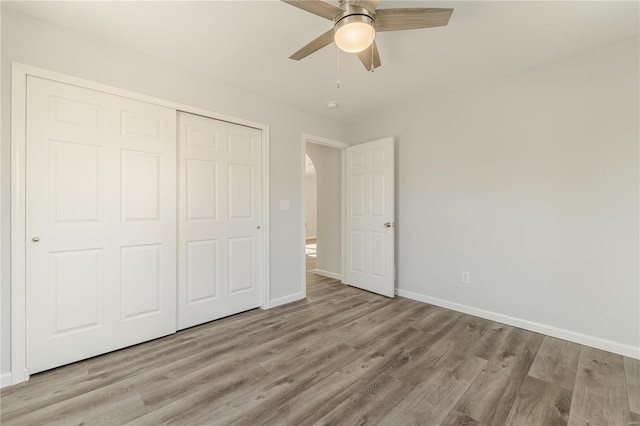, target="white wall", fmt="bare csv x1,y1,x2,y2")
305,155,317,239
306,143,342,275
350,36,640,354
0,8,349,375
305,175,317,239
